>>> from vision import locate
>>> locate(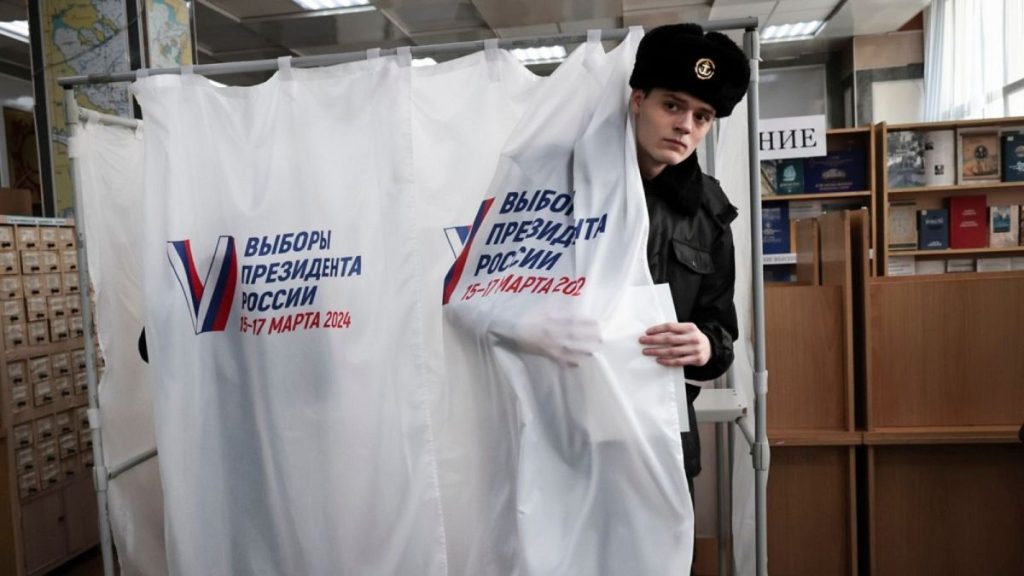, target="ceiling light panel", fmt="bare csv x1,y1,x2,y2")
292,0,371,10
761,20,825,43
0,20,29,42
510,45,567,65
